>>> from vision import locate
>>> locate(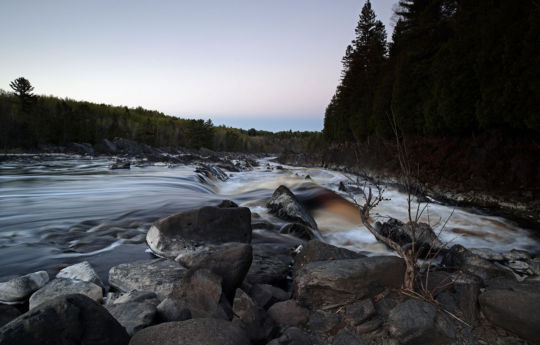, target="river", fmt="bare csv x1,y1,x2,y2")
1,154,538,284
